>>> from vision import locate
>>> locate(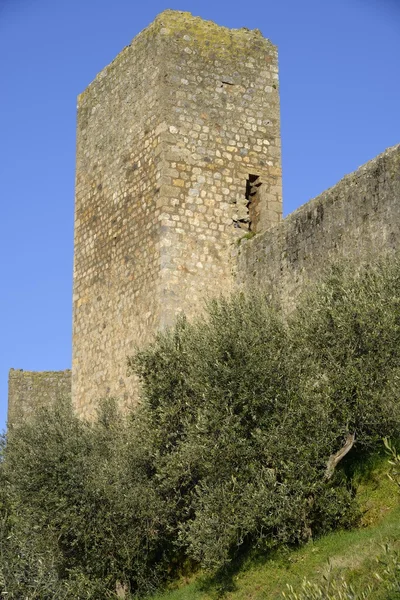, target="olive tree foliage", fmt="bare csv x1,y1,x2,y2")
0,401,174,599
130,294,353,572
283,439,400,600
130,259,400,571
291,261,400,448
1,257,400,598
